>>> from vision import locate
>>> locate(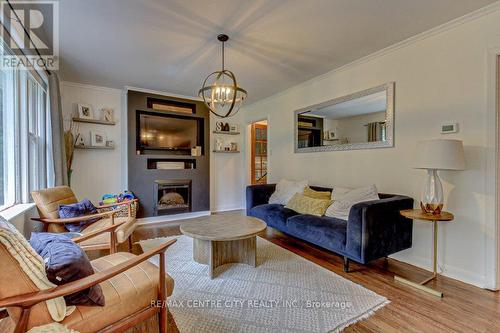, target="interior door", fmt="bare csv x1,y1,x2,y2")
251,123,267,184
